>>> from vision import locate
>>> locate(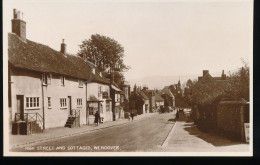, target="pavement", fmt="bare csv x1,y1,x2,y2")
9,112,157,150
156,113,250,152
